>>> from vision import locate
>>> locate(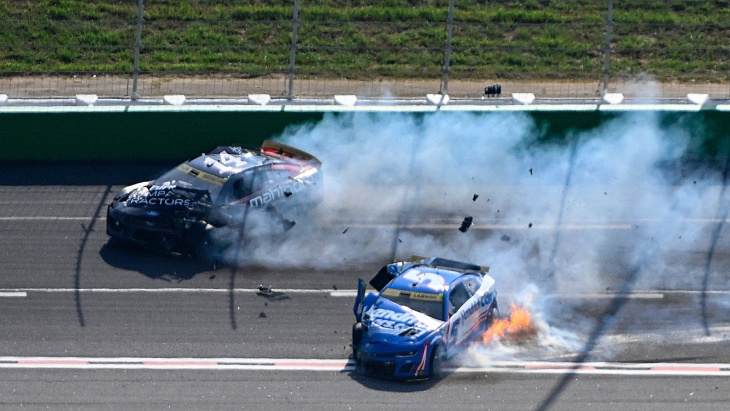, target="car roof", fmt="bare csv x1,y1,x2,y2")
186,146,293,179
387,266,469,294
